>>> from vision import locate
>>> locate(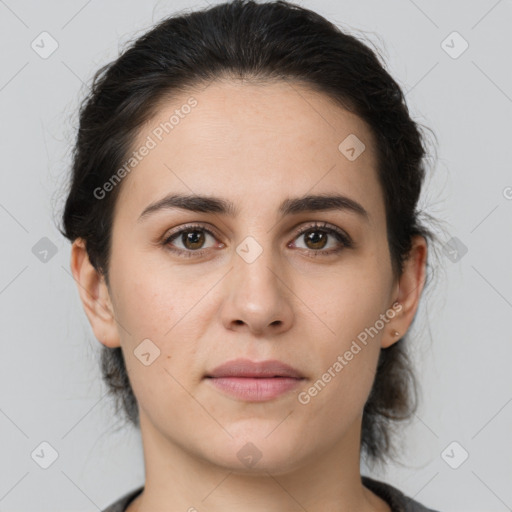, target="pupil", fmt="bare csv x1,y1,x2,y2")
184,230,204,249
307,231,326,249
